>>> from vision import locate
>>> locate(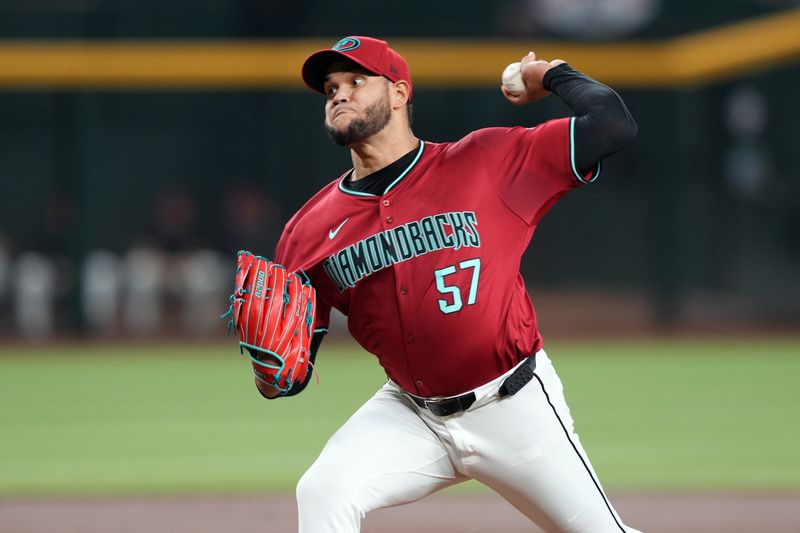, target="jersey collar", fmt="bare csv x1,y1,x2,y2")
337,141,425,197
